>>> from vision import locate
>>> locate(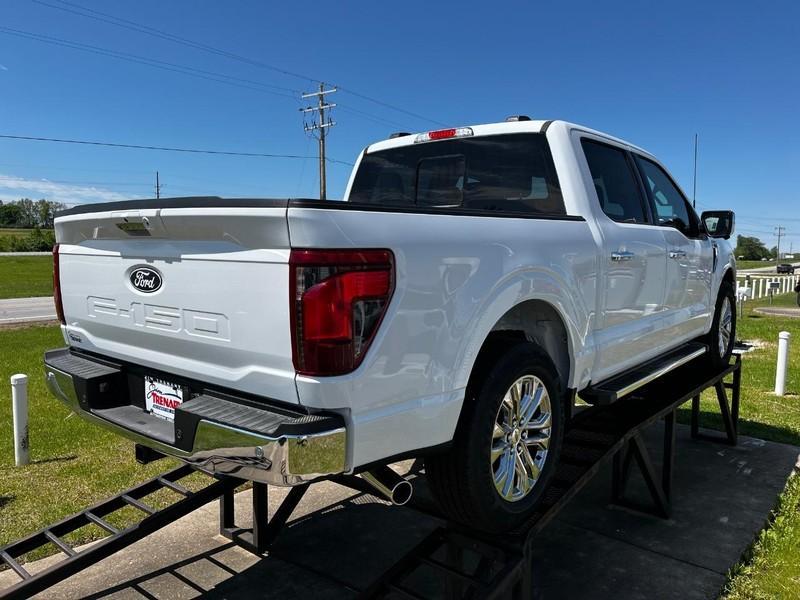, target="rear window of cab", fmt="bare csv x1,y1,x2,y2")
348,133,566,216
